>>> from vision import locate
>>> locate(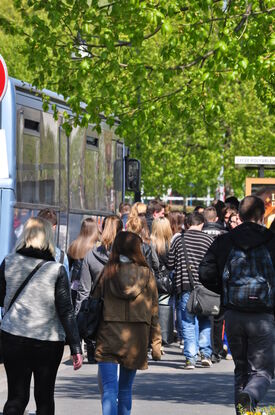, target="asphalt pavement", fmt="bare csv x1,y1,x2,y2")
0,343,274,415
